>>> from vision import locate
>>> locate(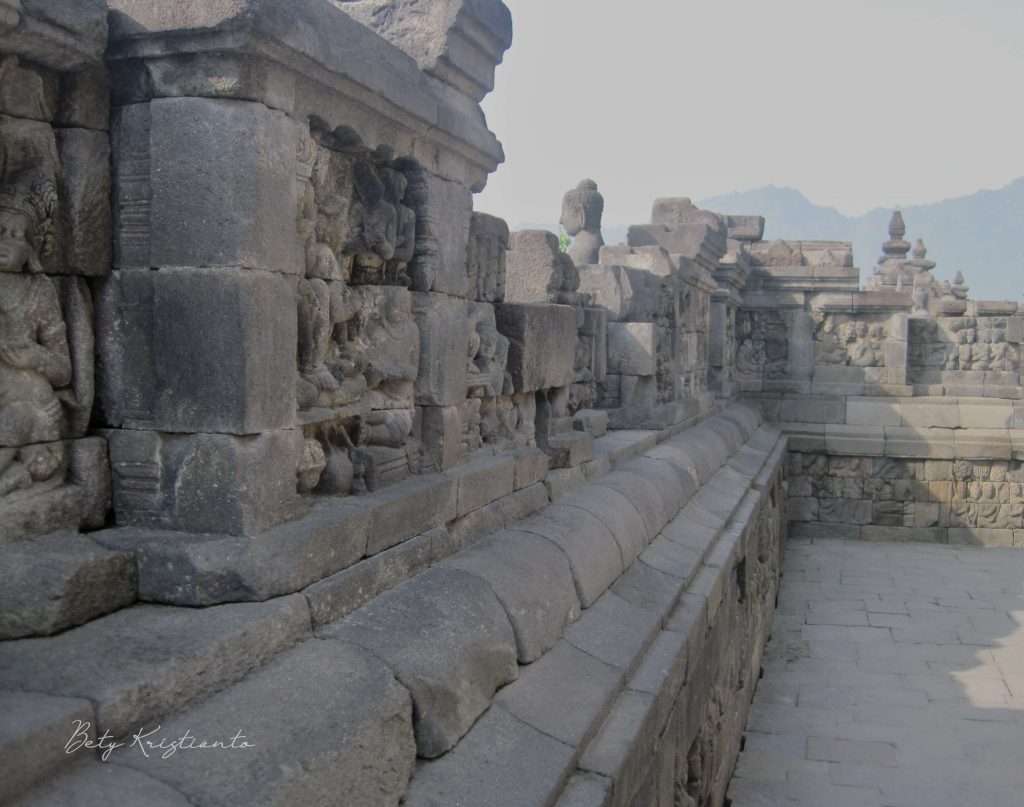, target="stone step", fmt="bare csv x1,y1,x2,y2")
404,424,784,804
15,638,417,807
0,596,311,743
0,533,137,640
0,690,94,803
